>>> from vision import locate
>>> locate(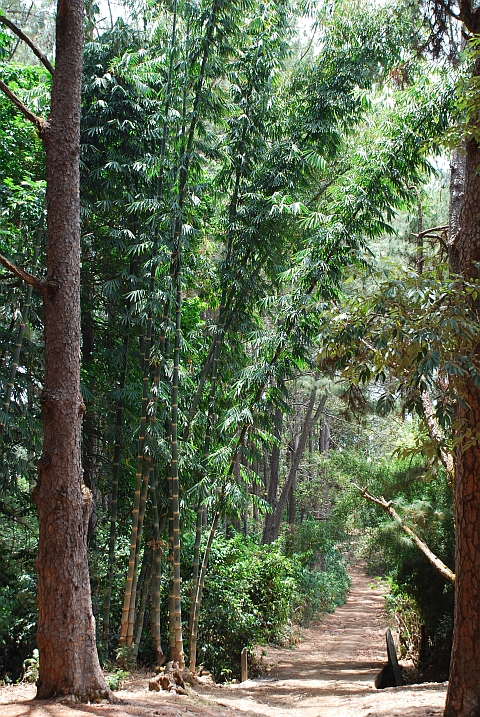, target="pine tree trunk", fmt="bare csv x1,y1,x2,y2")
32,0,109,699
444,121,480,717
